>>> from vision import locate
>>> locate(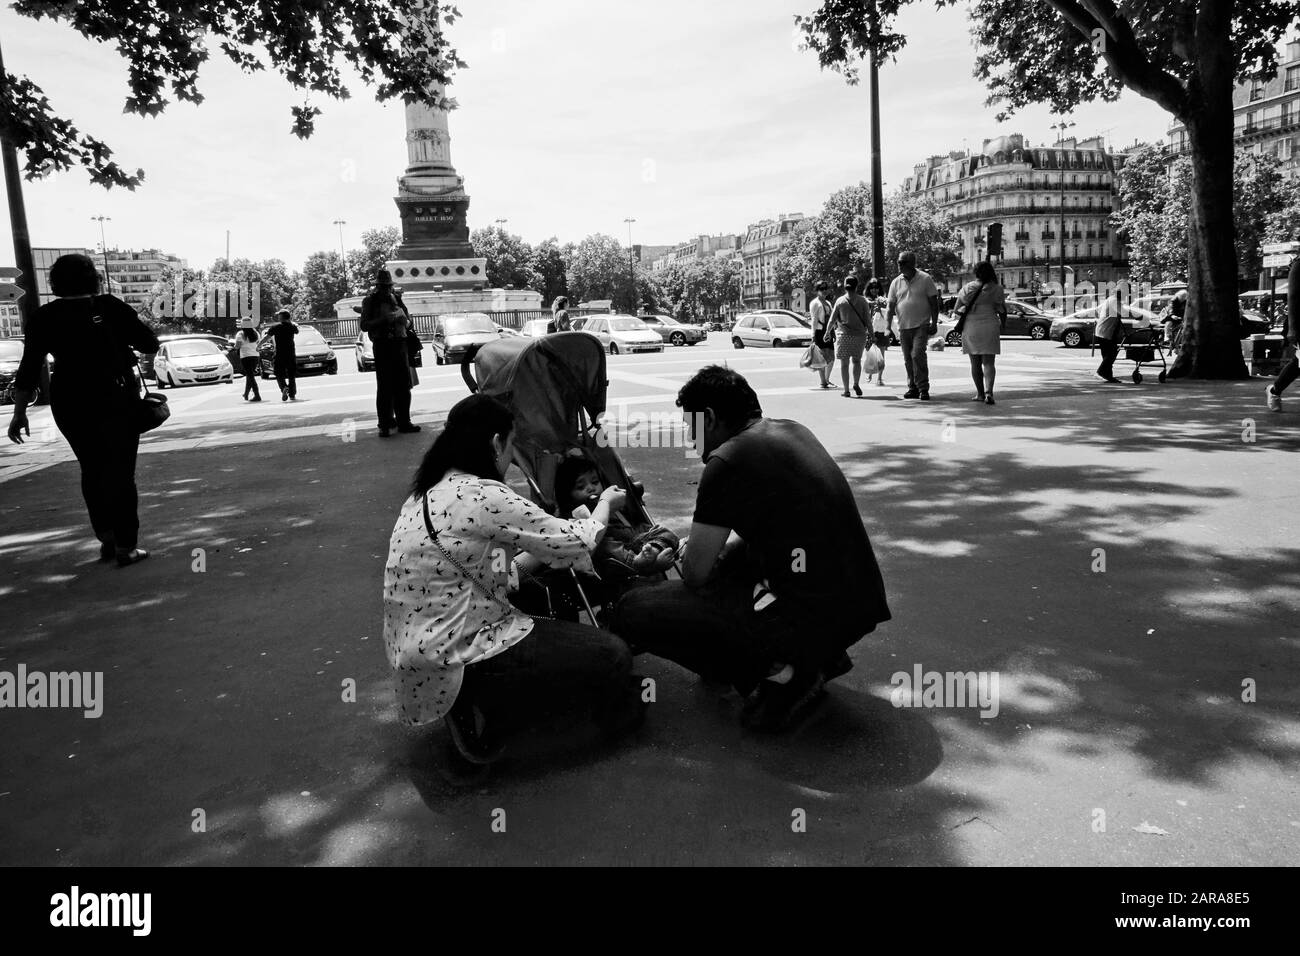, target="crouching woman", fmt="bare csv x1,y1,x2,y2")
383,394,642,765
